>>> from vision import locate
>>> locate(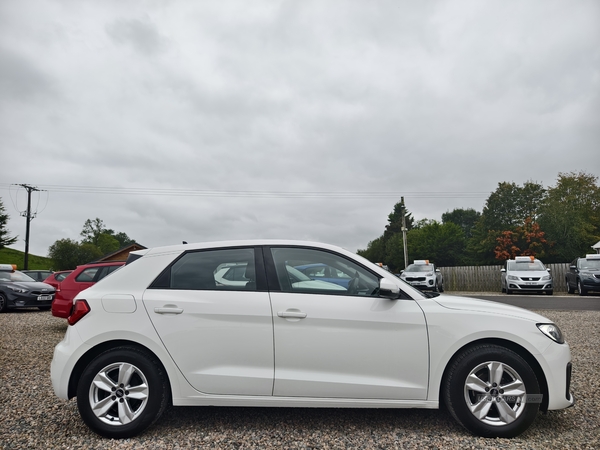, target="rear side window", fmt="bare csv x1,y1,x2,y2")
75,267,99,282
151,248,258,291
